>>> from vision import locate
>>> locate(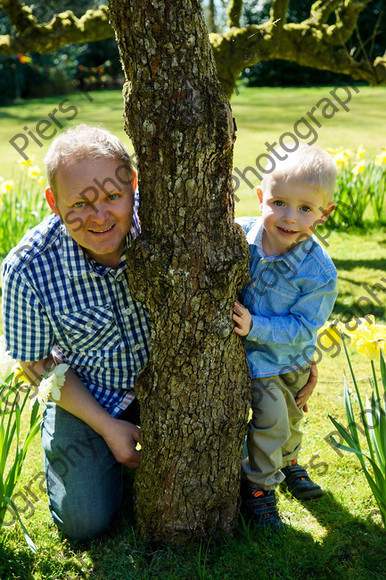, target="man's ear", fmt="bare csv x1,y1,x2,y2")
45,187,59,216
320,202,336,223
131,169,138,193
257,187,263,206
